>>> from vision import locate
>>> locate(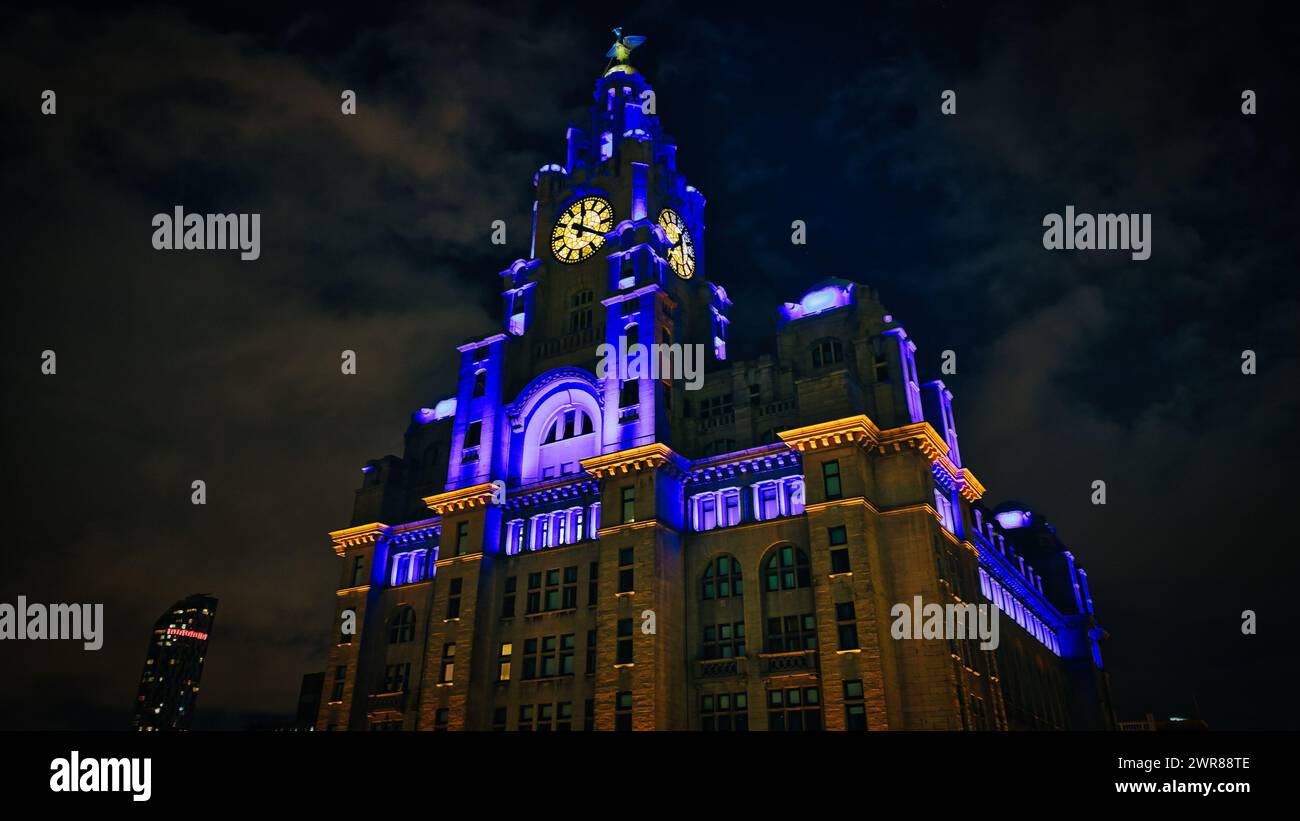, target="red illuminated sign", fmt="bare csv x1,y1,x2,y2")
166,628,209,641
